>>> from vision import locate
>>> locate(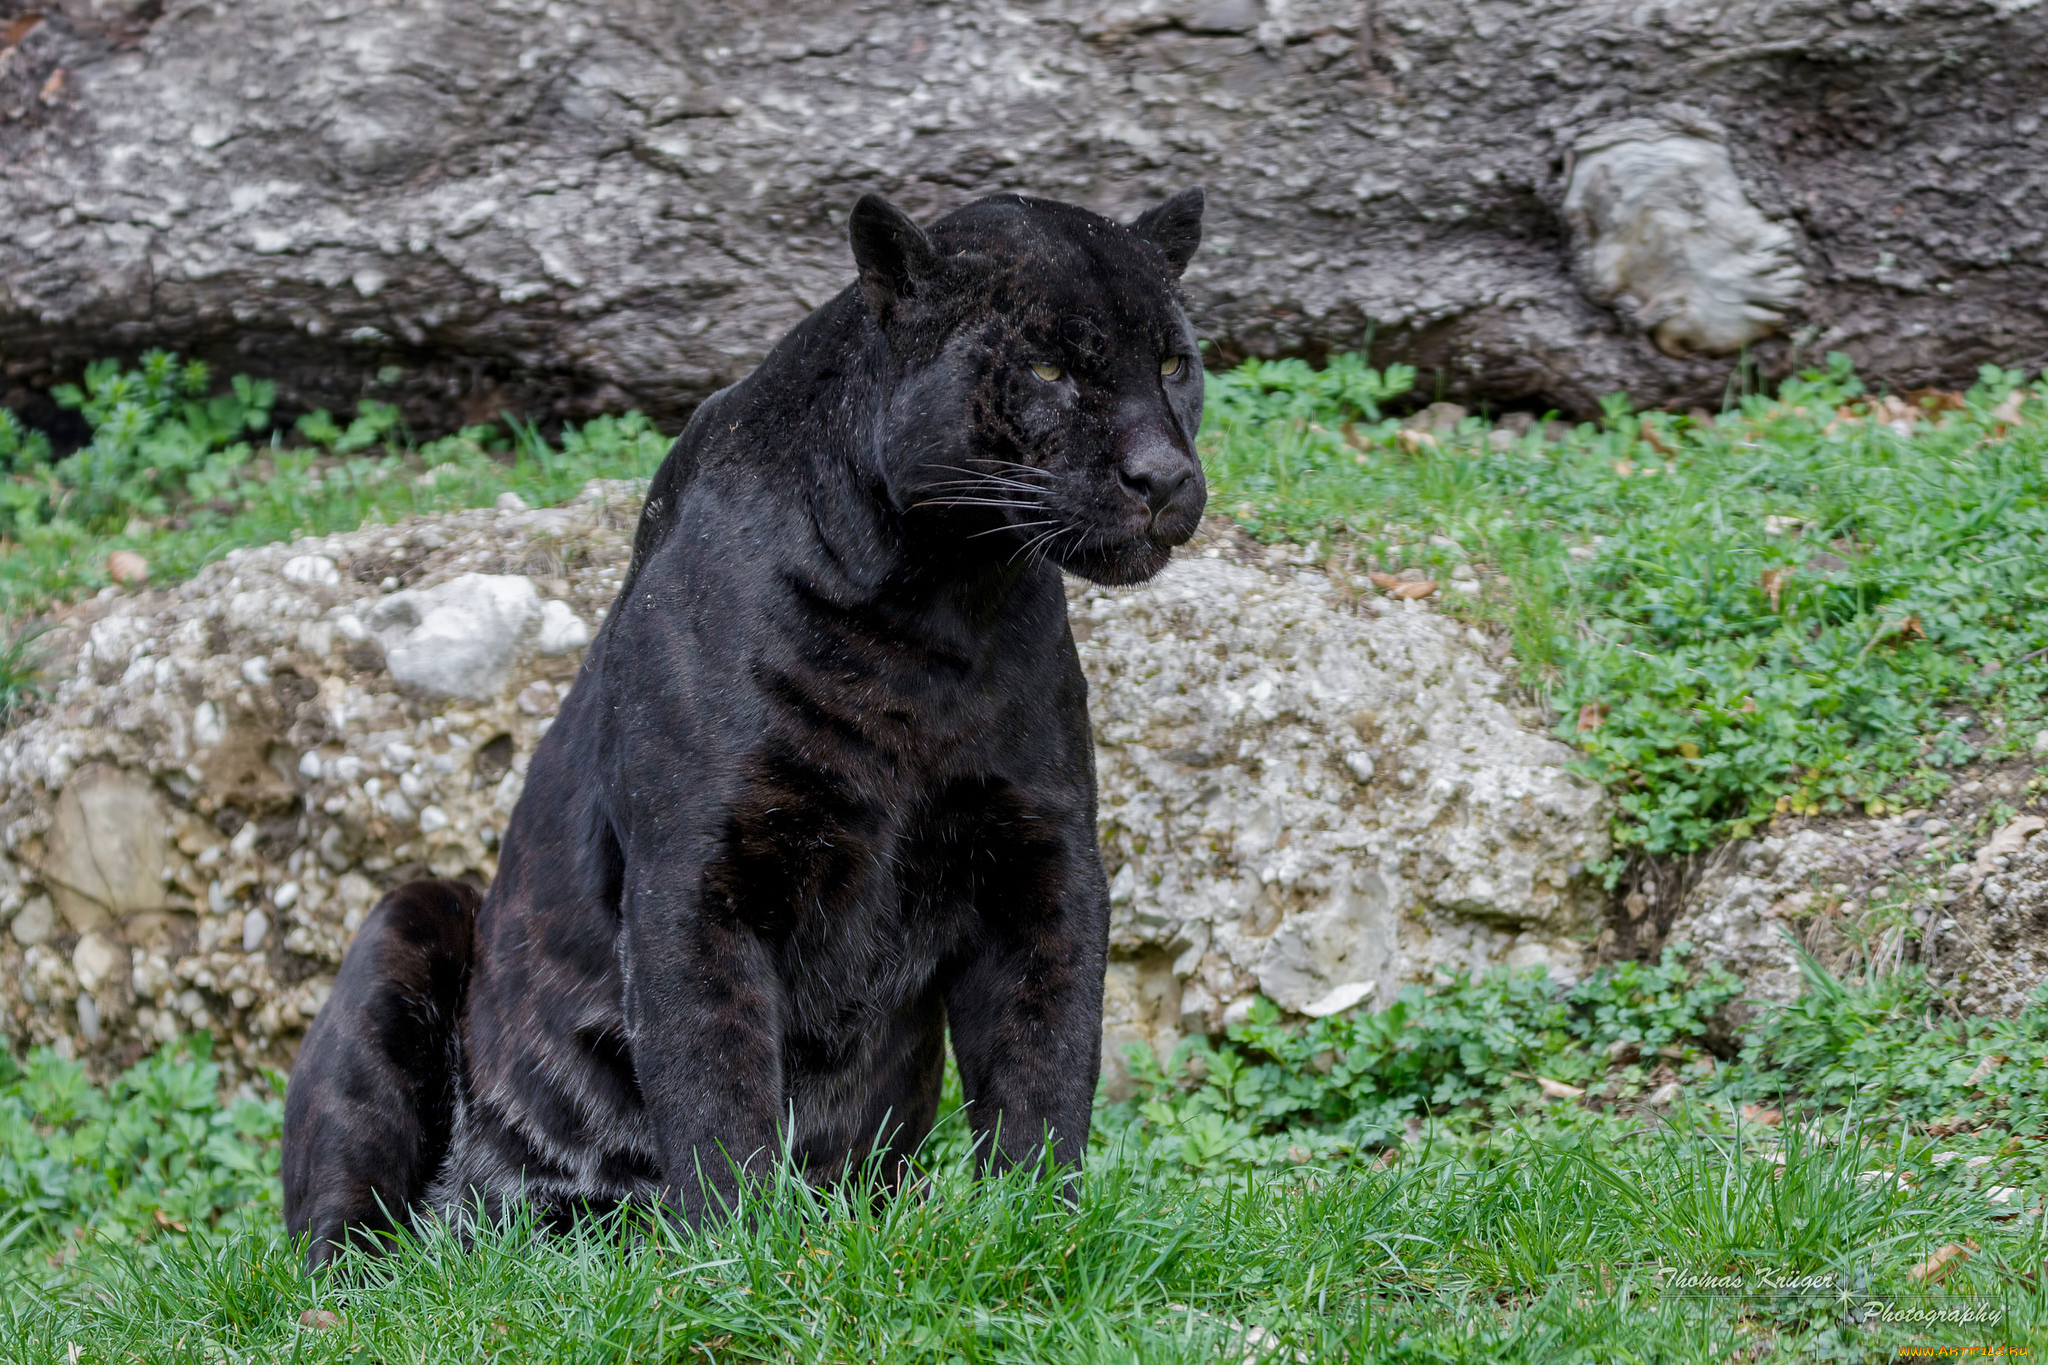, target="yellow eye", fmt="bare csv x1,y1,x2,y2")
1030,362,1064,382
1161,355,1183,377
